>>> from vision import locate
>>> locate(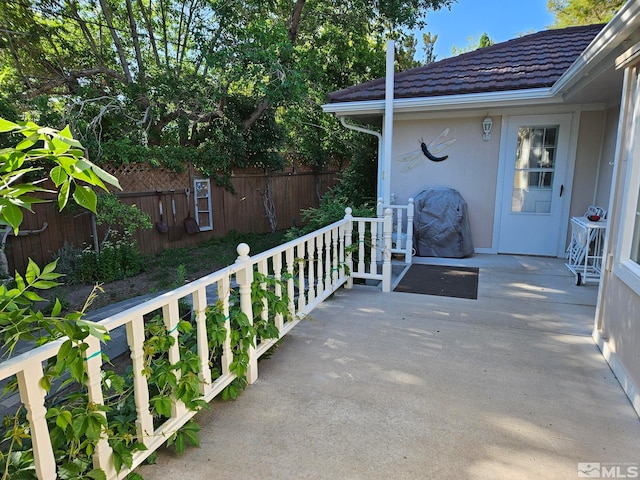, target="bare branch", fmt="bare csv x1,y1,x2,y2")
125,0,145,78
137,0,161,67
98,0,134,83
